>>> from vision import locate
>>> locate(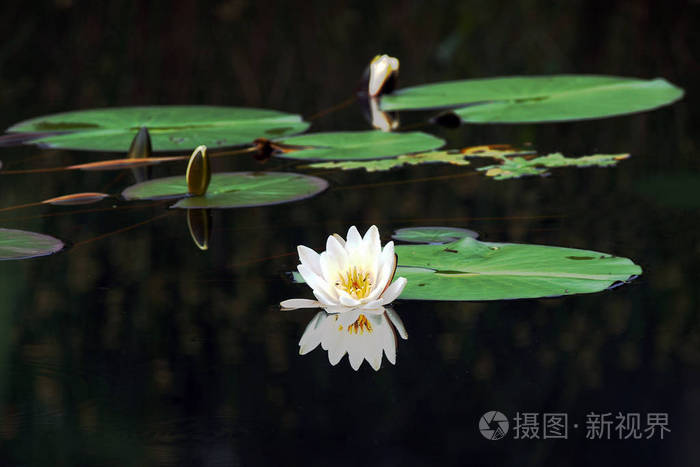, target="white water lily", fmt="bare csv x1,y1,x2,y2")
299,308,408,371
368,54,399,97
280,225,407,314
